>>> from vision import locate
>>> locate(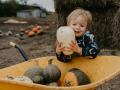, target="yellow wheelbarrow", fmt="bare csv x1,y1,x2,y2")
0,56,120,90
